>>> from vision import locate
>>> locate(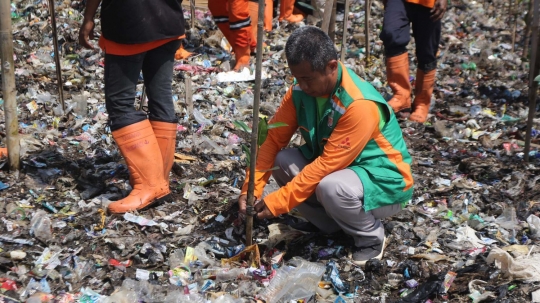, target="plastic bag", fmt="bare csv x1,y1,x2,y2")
486,247,540,283
258,257,325,303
